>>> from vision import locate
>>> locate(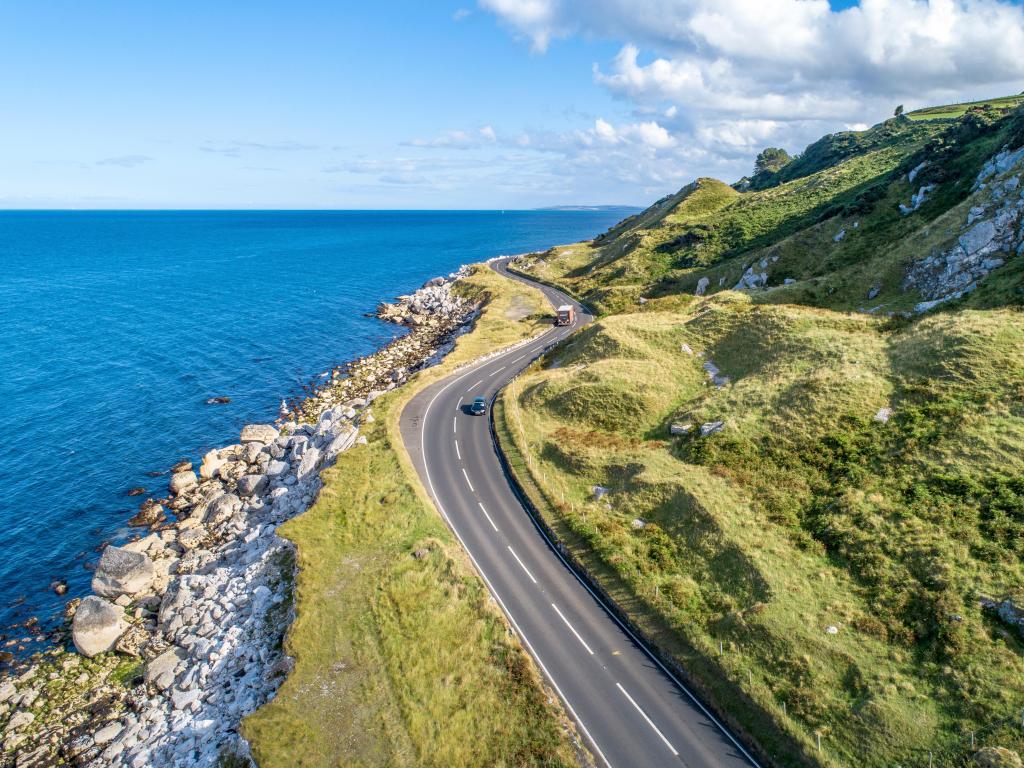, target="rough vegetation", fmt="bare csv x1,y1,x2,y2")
502,98,1024,766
